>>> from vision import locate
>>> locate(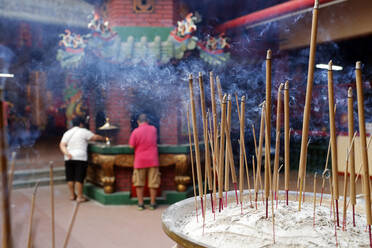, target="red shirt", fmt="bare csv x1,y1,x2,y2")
129,123,159,169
